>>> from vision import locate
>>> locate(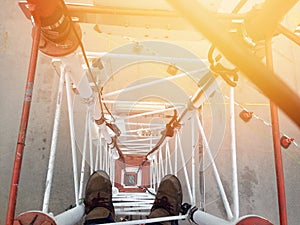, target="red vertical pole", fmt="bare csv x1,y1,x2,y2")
265,39,288,225
5,18,41,225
